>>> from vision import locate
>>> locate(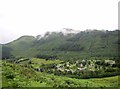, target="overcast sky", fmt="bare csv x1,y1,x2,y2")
0,0,119,44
